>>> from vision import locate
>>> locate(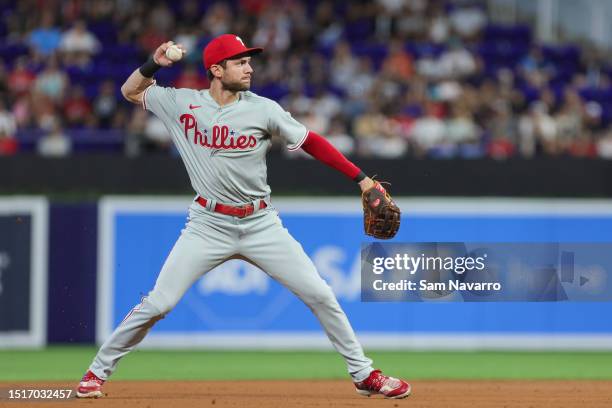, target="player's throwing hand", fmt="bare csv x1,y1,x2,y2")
152,41,186,66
